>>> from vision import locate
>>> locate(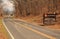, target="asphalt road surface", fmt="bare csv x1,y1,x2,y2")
3,18,60,39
